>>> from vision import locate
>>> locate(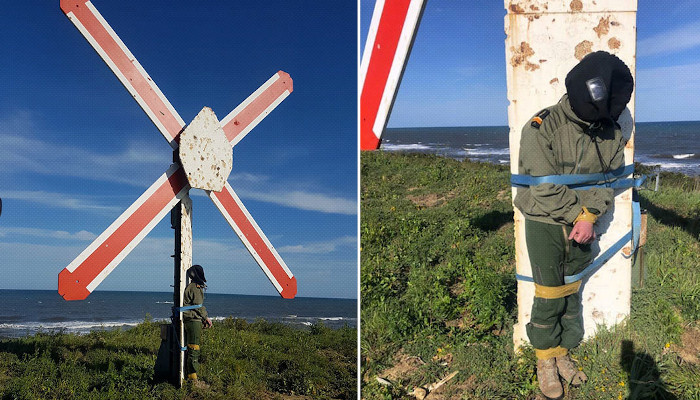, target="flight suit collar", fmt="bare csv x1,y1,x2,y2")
559,94,590,129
